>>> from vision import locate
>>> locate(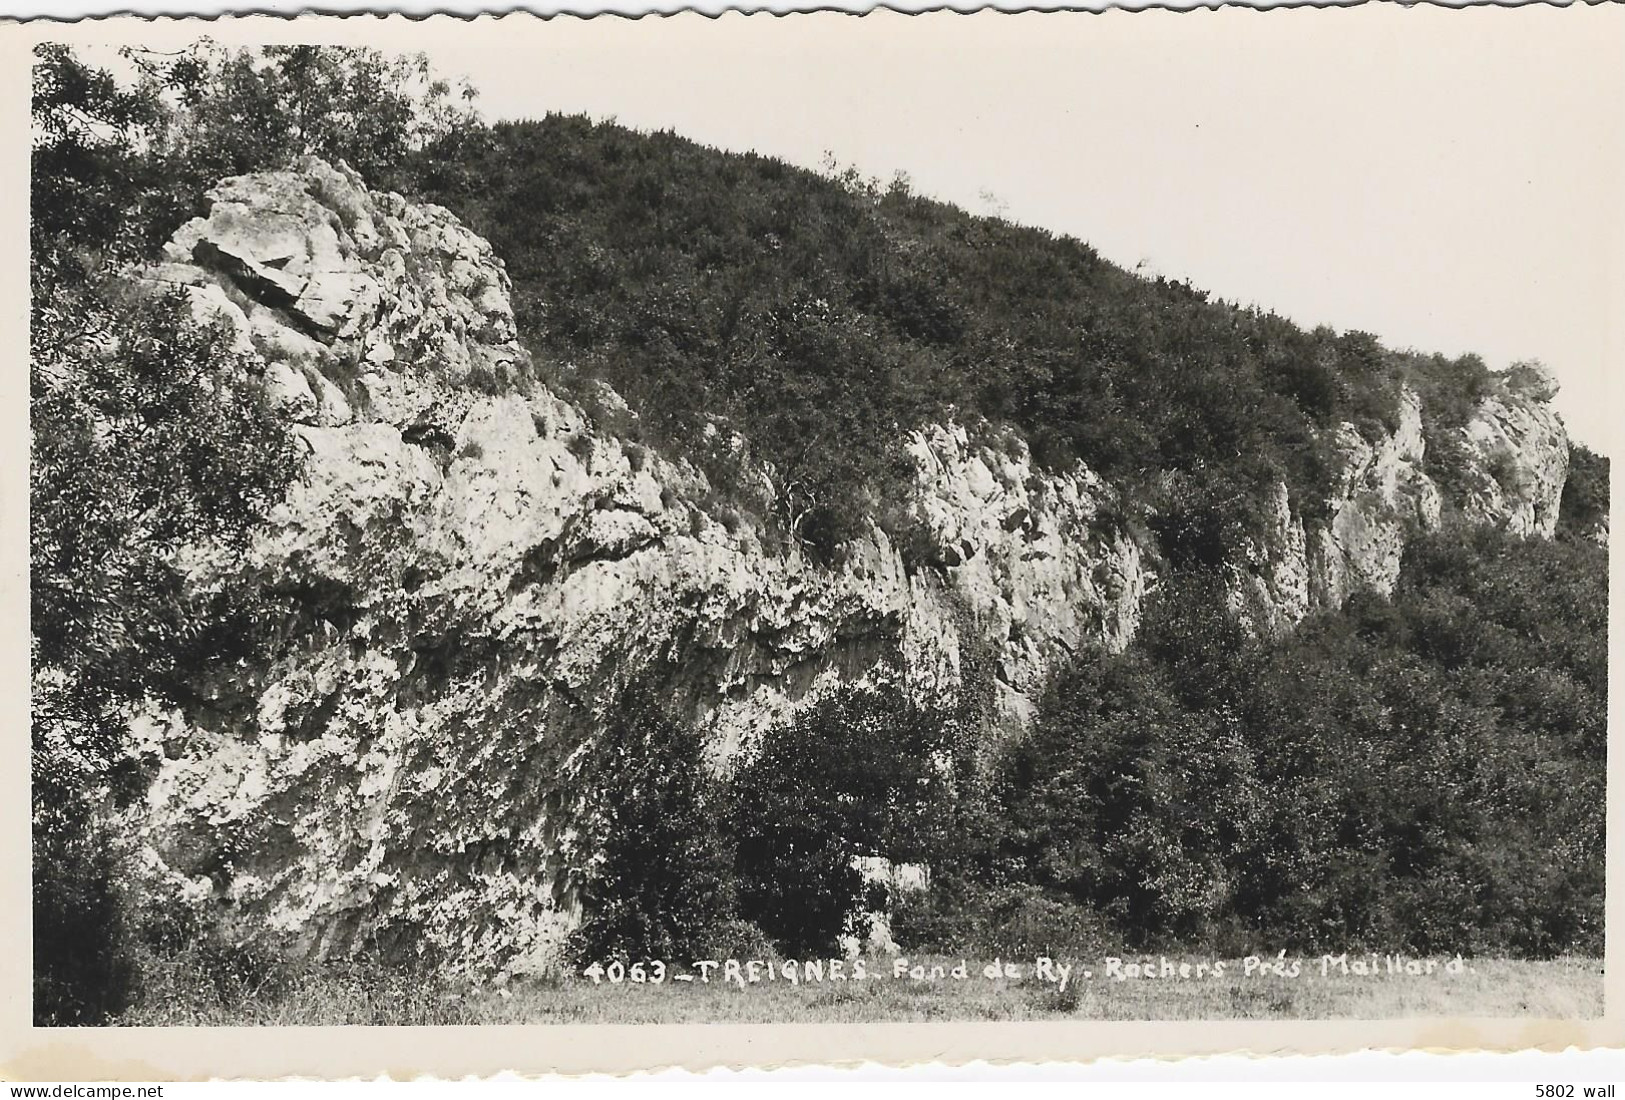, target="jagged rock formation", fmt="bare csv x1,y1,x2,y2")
1227,379,1569,635
1459,366,1571,538
131,158,1576,977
